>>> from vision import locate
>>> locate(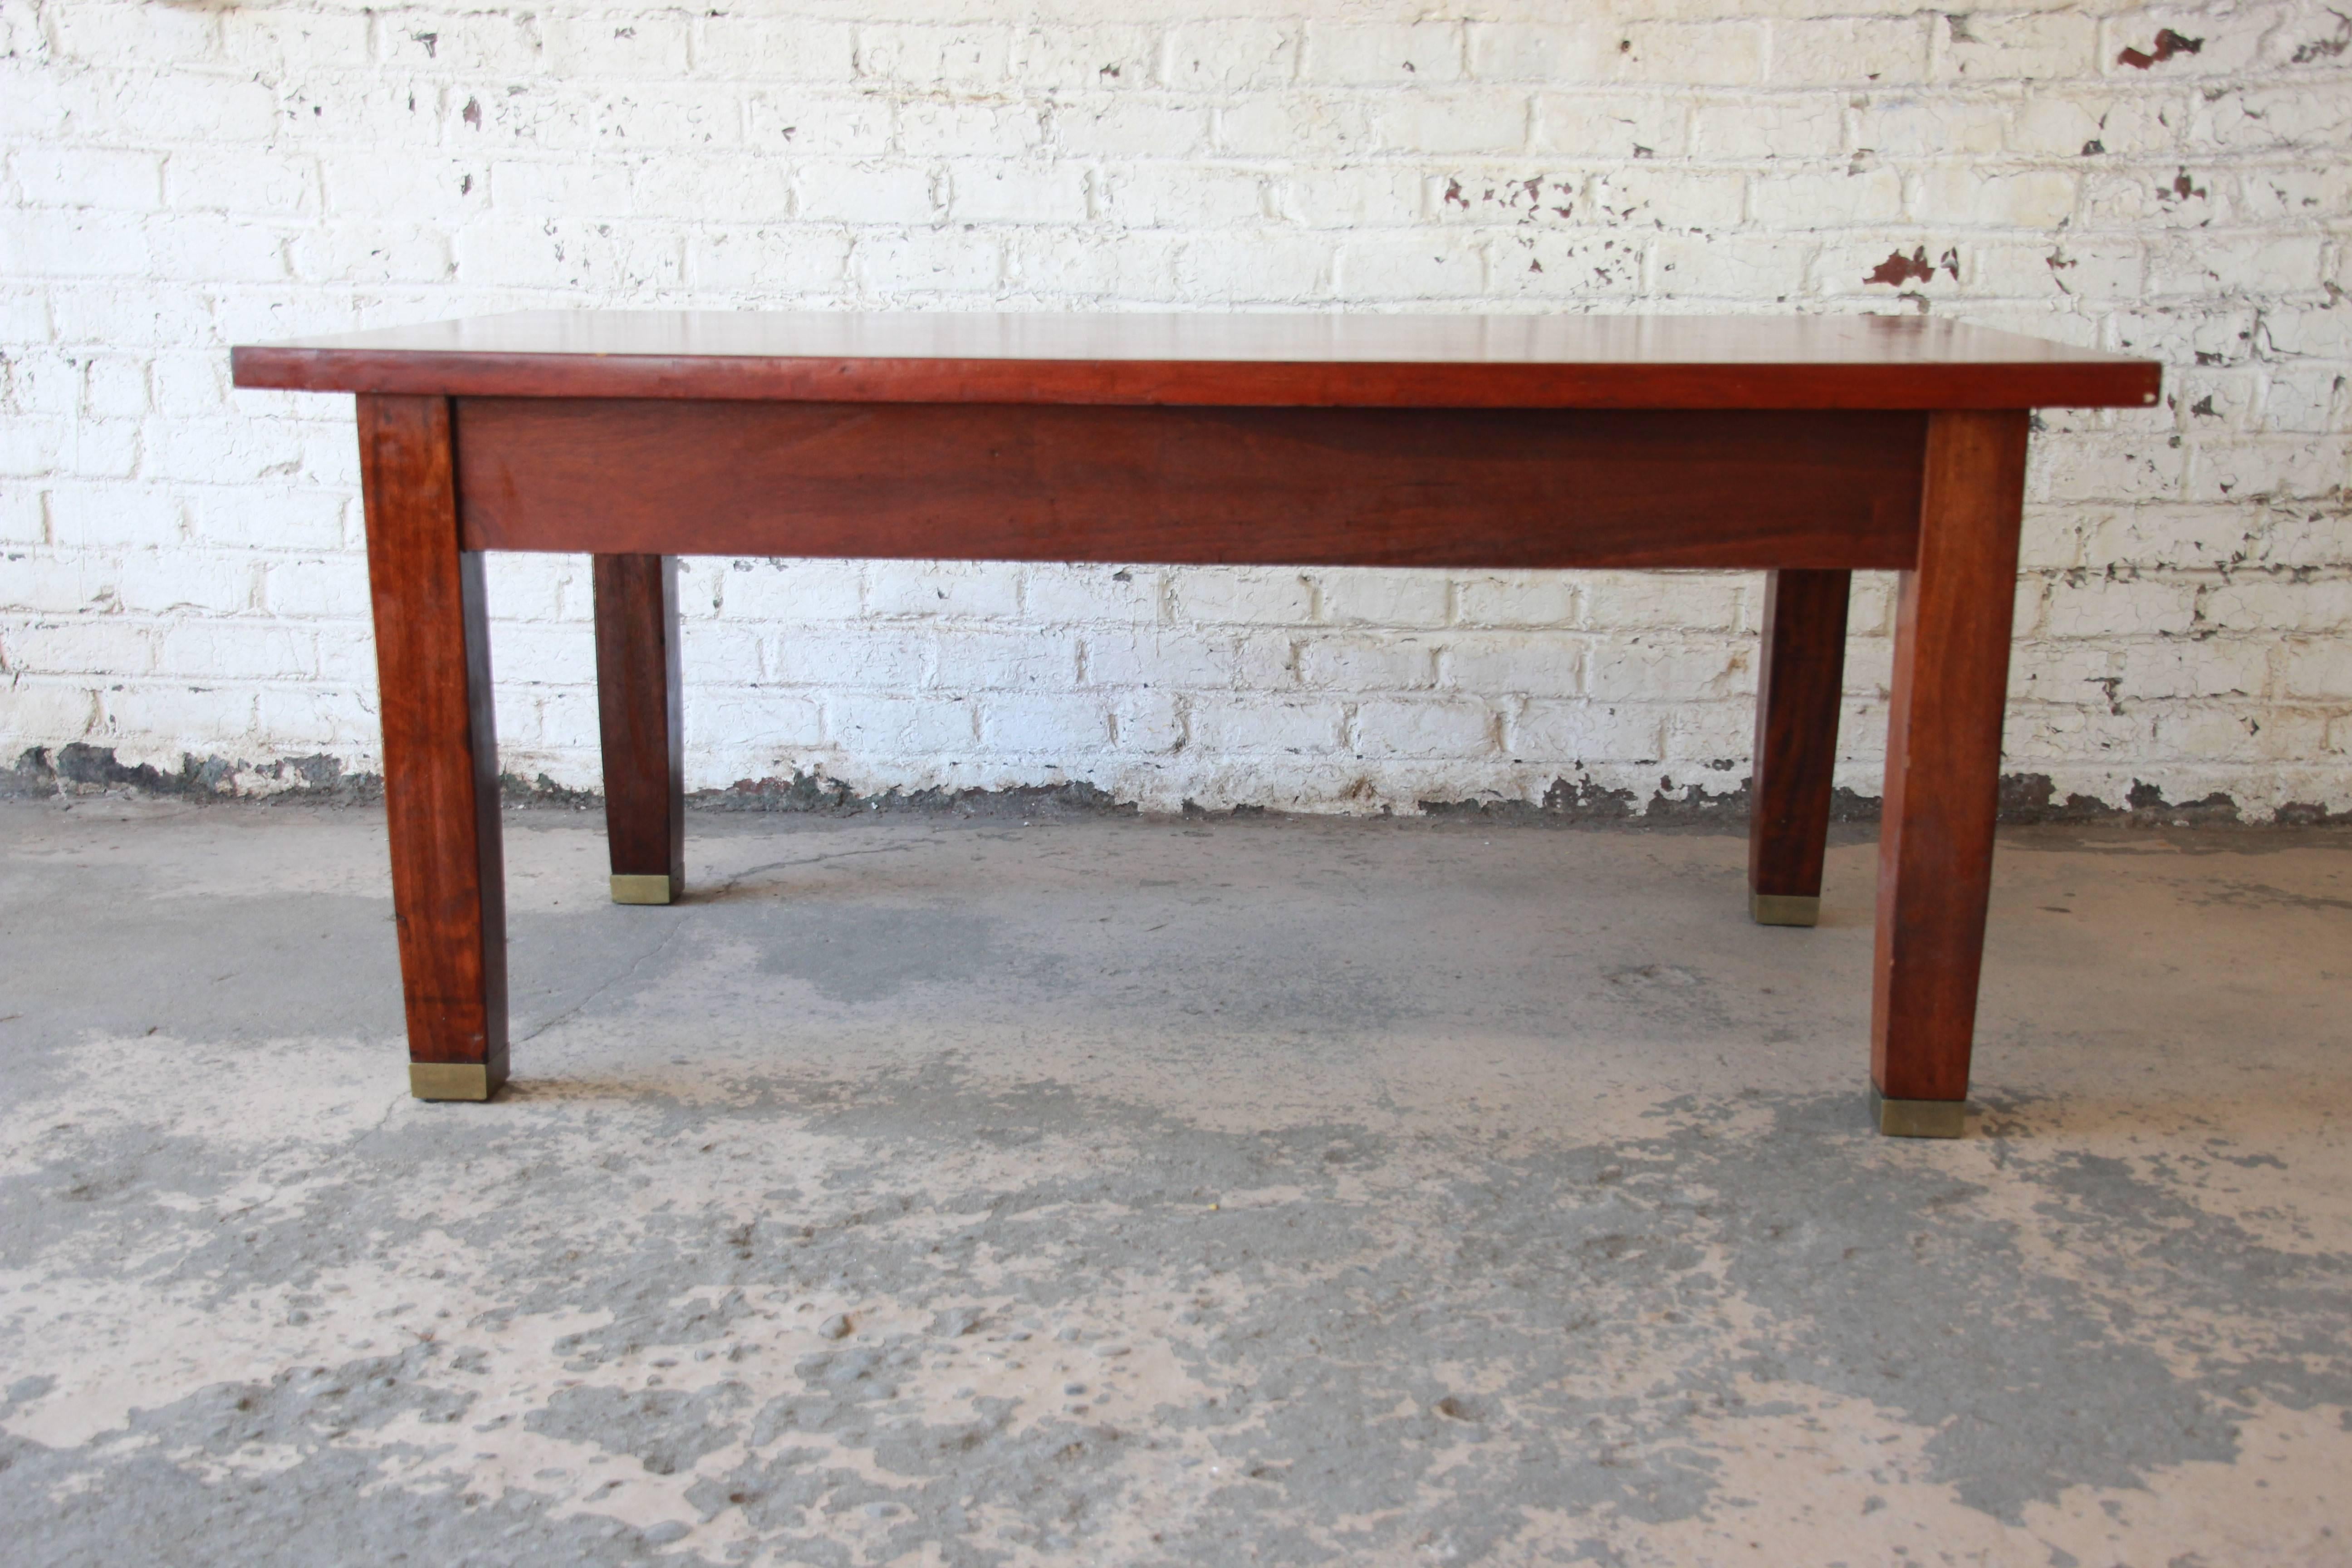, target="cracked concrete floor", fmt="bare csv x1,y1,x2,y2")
1,797,2348,1566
